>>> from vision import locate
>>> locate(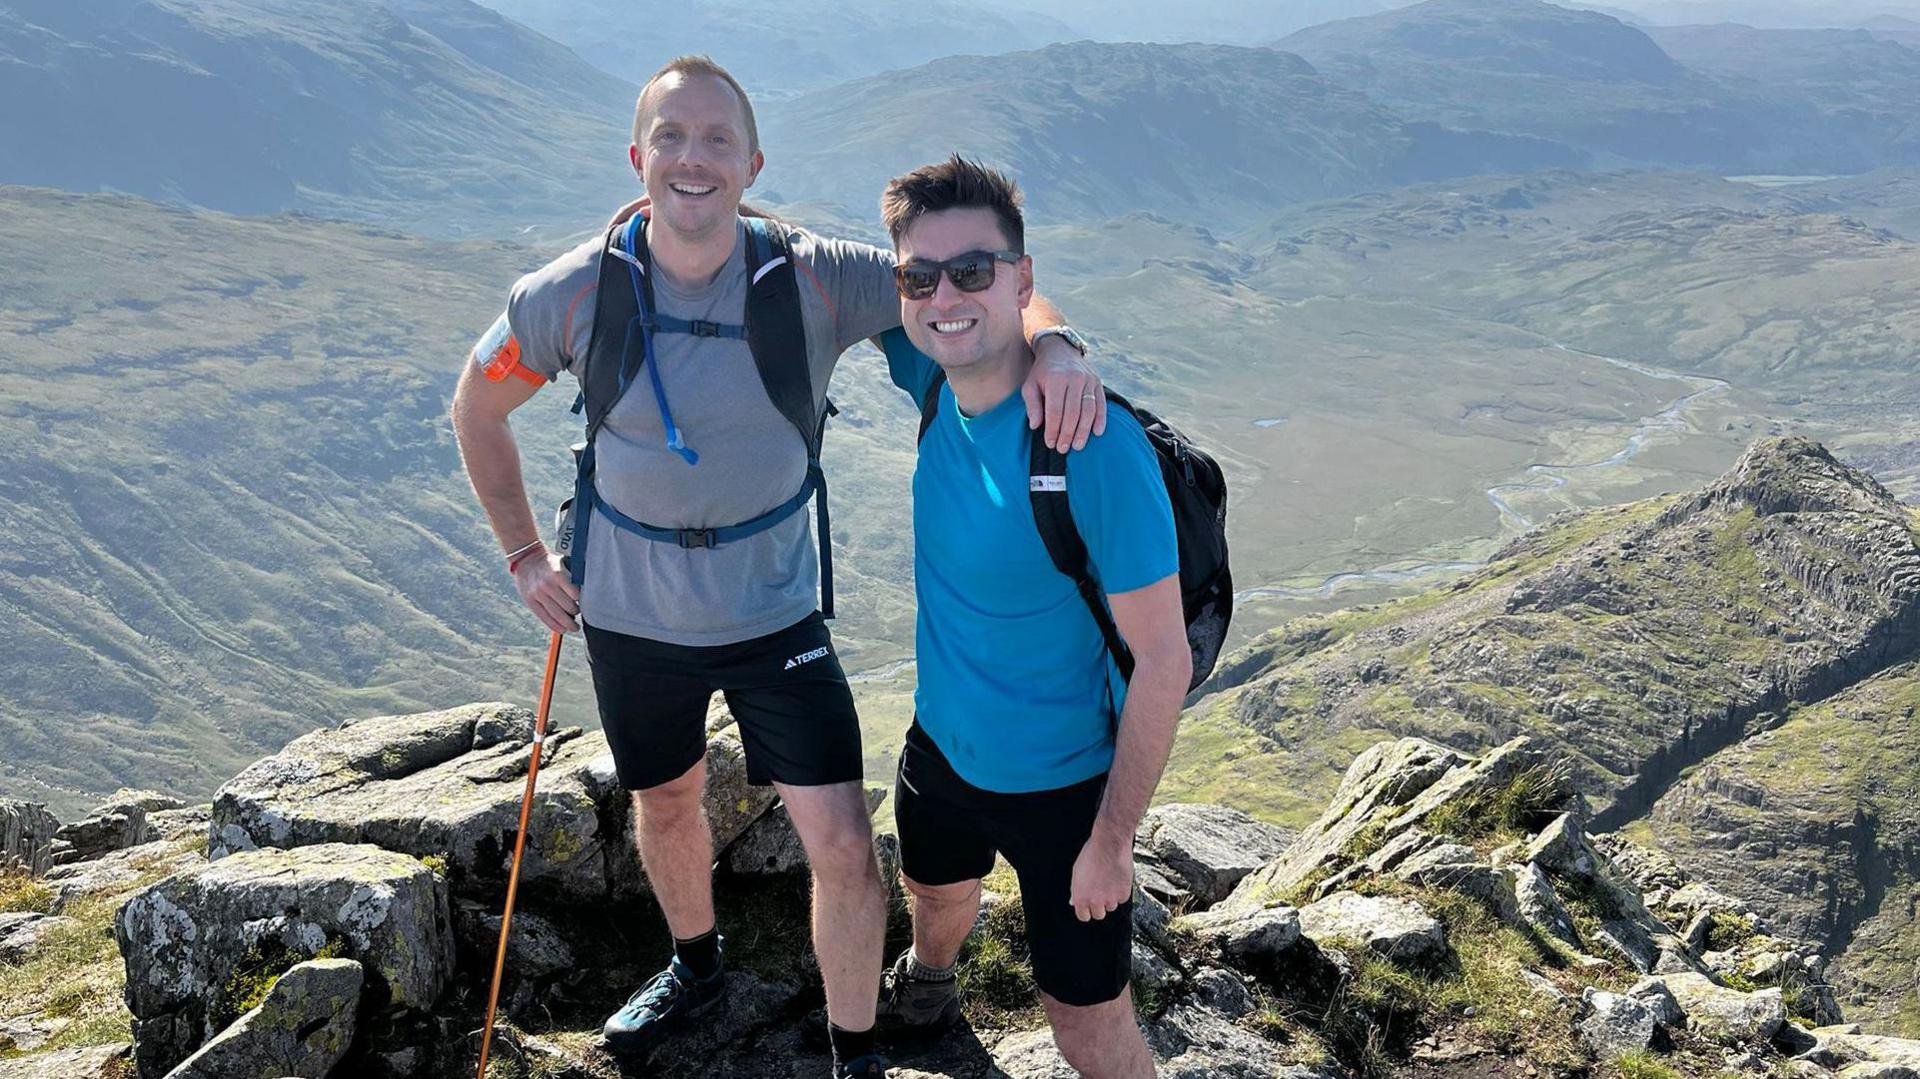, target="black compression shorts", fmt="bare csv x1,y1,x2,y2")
582,612,863,790
893,722,1131,1007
